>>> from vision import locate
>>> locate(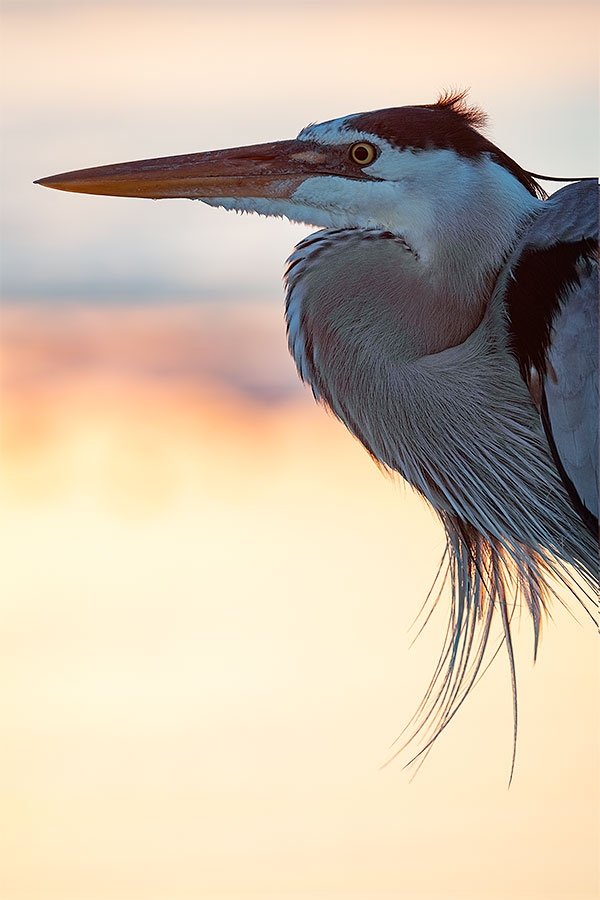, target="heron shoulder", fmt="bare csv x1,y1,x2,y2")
498,179,599,531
